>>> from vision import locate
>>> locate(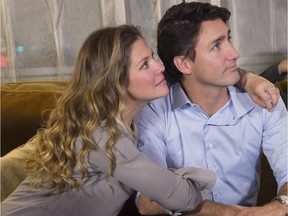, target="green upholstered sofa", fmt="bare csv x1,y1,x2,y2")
0,81,277,211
